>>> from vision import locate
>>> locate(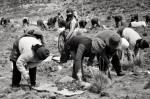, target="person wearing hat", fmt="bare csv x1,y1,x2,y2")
117,27,149,61
65,8,78,40
96,30,125,76
59,8,78,58
60,35,106,81
10,29,50,87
